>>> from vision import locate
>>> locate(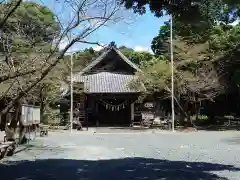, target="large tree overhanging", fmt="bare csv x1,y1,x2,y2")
122,0,240,125
0,0,127,126
121,0,240,21
121,0,240,39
